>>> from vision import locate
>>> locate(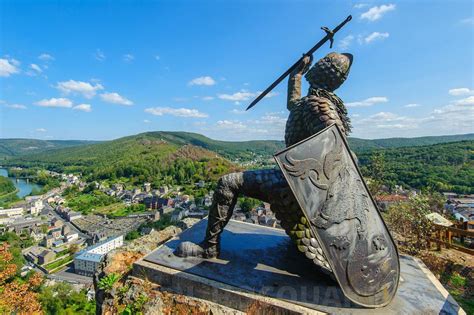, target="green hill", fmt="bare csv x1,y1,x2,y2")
2,133,239,187
358,141,474,194
0,139,99,158
2,131,473,193
348,133,474,152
